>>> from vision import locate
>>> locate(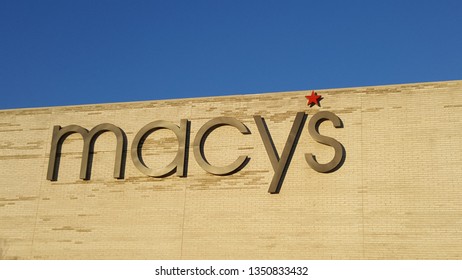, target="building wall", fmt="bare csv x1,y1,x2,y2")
0,80,461,259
